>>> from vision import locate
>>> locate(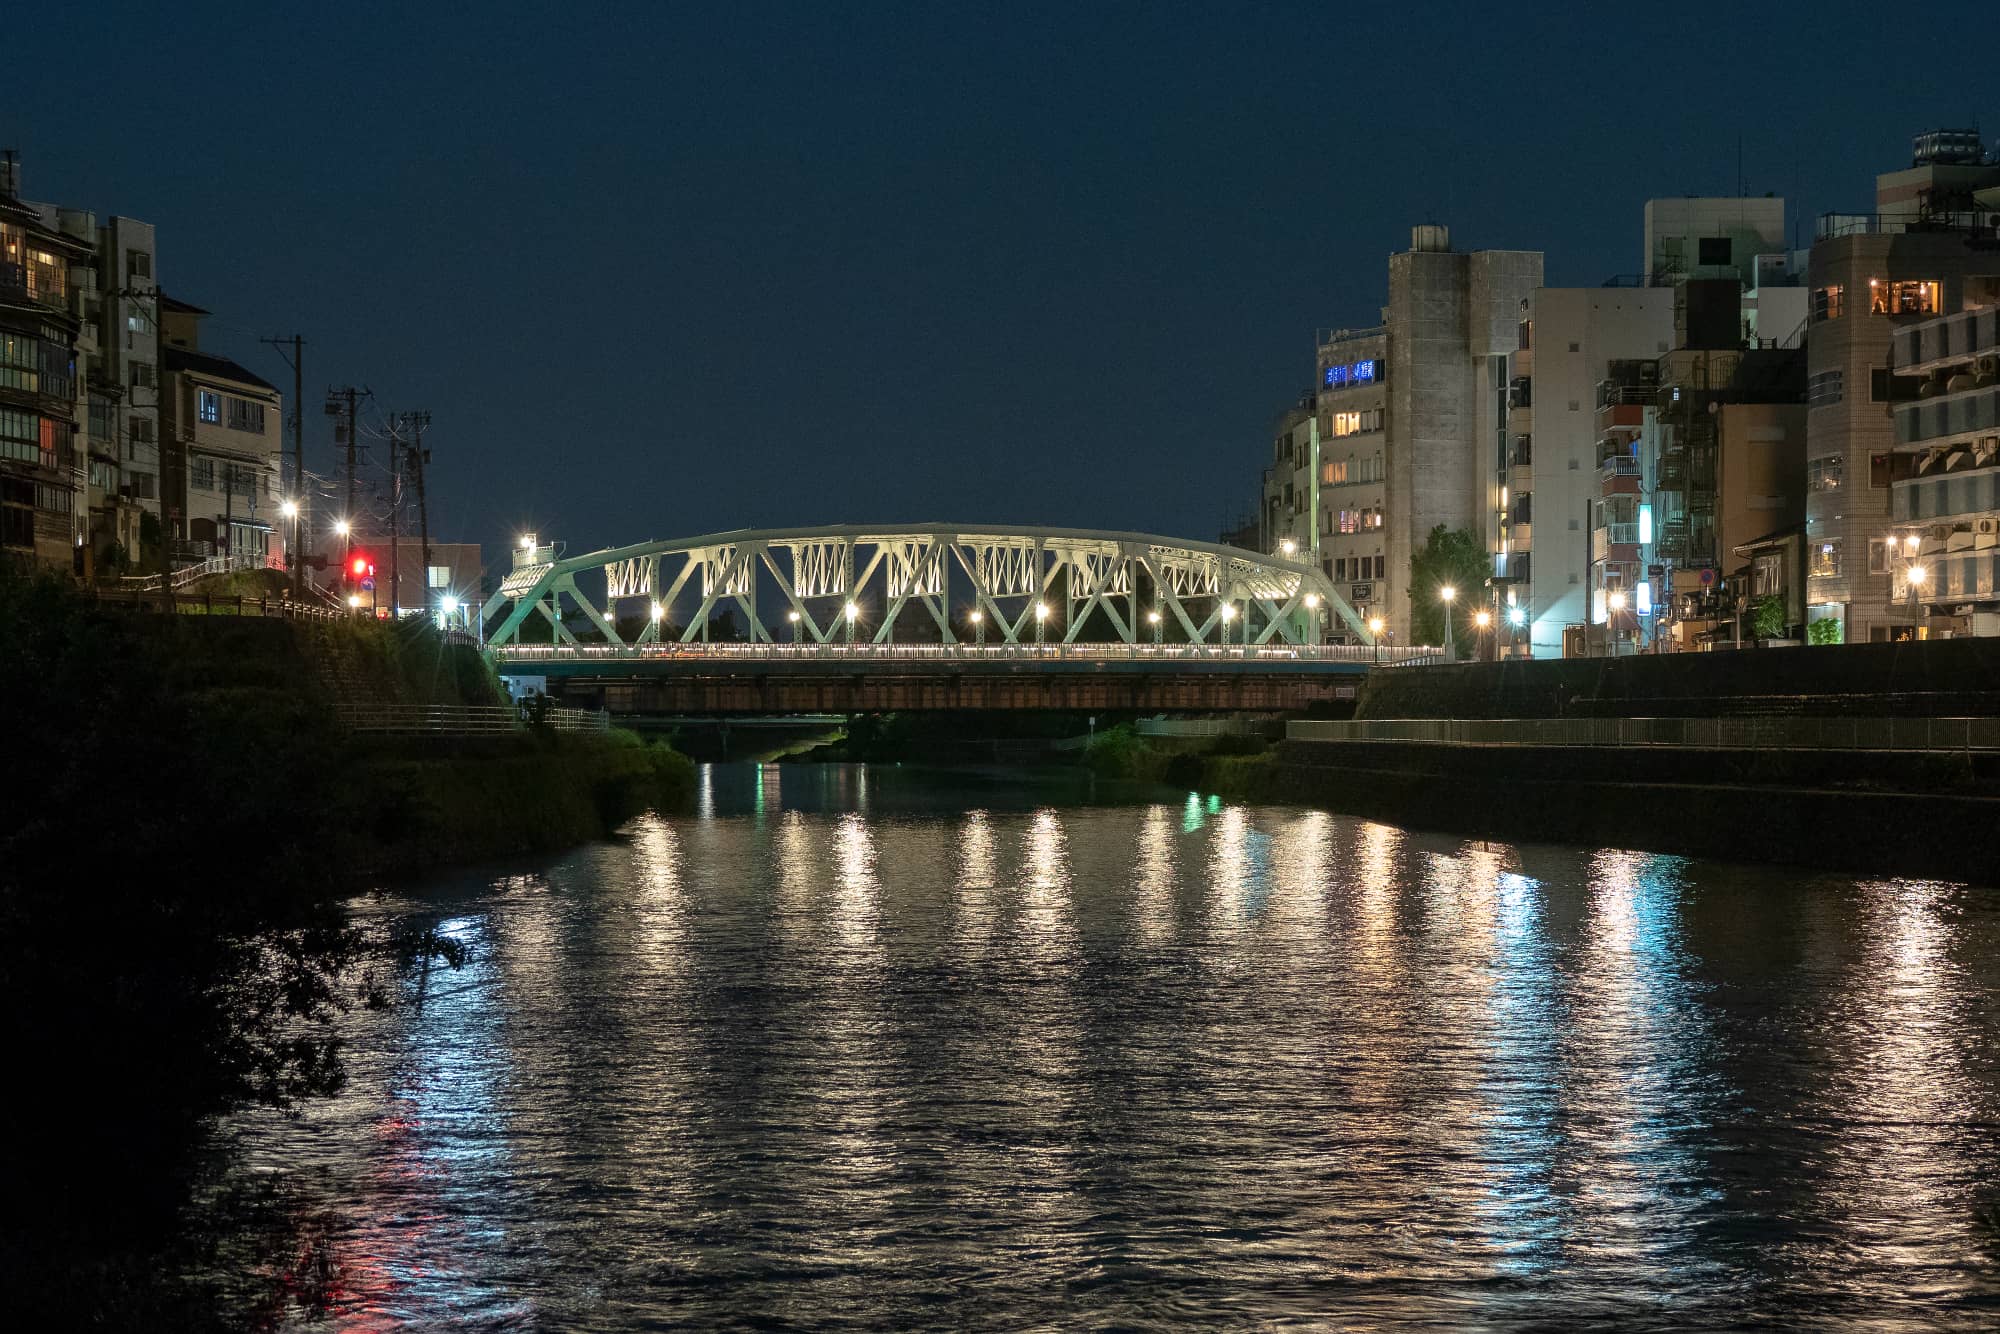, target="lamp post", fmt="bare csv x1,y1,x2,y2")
786,608,801,643
1034,600,1049,646
1369,615,1386,665
1302,591,1321,645
1907,563,1928,638
1147,608,1163,646
334,517,350,576
1439,585,1456,660
970,607,985,647
844,599,858,645
1608,589,1627,656
1219,600,1236,651
1474,608,1492,662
